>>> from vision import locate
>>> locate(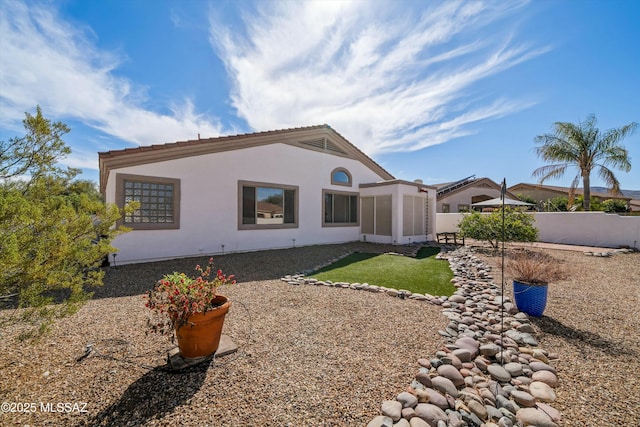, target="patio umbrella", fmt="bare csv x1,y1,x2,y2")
471,197,535,207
